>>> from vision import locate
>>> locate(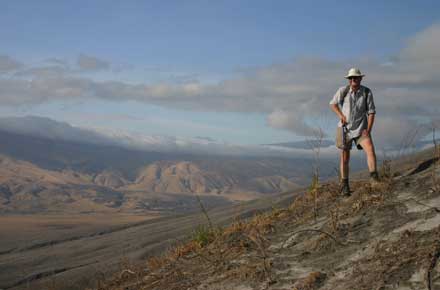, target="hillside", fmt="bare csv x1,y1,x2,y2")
92,145,440,290
124,161,298,195
0,153,302,214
